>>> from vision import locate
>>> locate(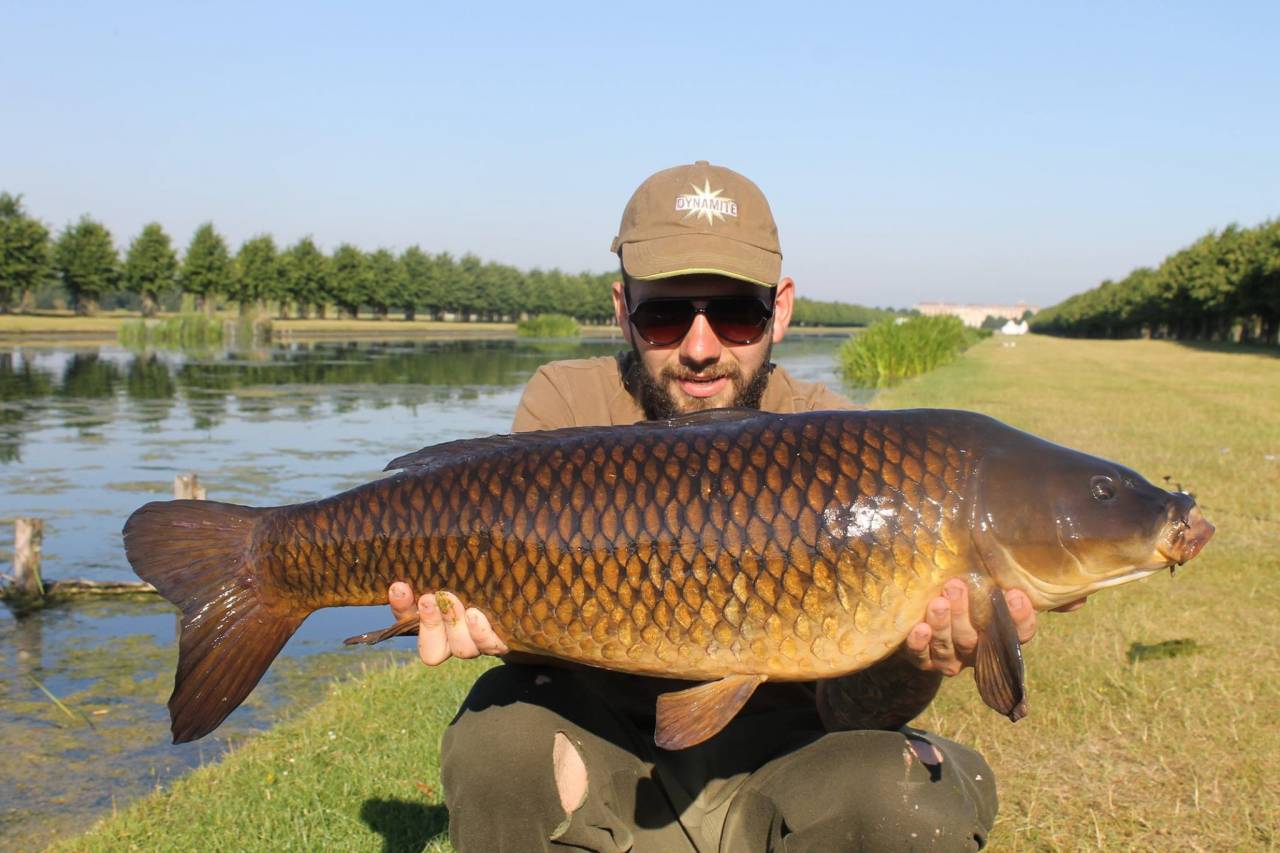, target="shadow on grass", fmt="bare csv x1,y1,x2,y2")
1169,339,1280,358
359,798,449,853
1128,638,1202,663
